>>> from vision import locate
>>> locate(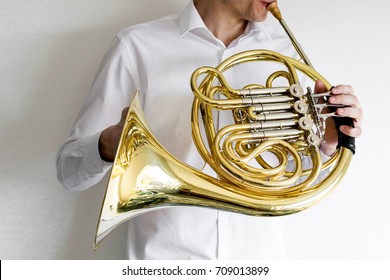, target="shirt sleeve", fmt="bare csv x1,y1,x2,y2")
56,35,139,191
